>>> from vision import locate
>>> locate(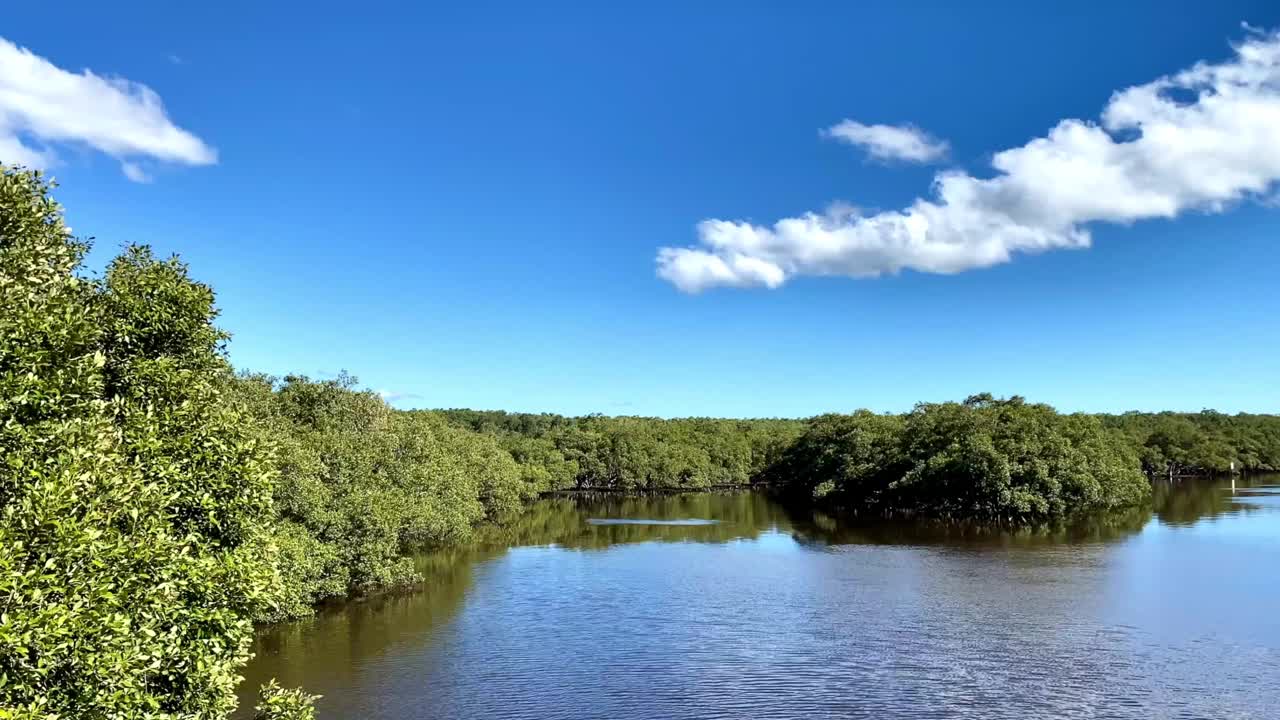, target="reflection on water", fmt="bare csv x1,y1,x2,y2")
472,492,789,548
787,503,1154,548
586,518,720,526
1151,475,1271,524
238,476,1280,719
